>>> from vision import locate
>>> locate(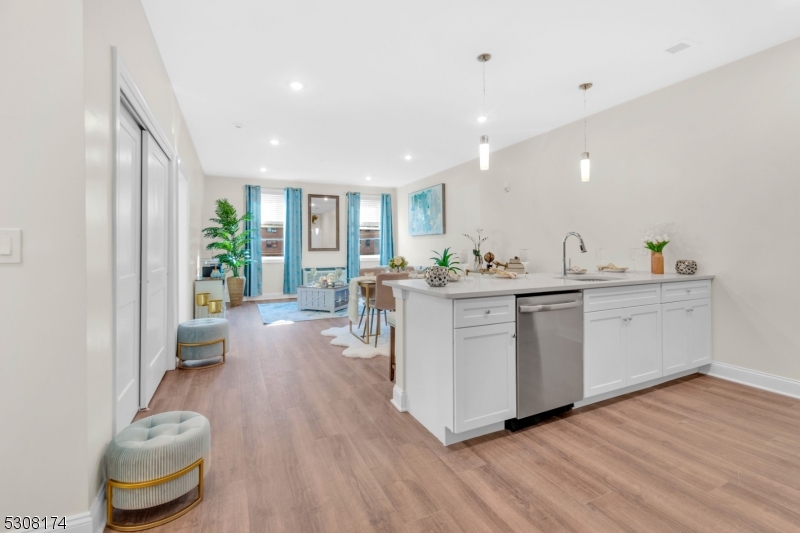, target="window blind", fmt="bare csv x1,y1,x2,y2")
261,189,285,226
360,195,381,228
